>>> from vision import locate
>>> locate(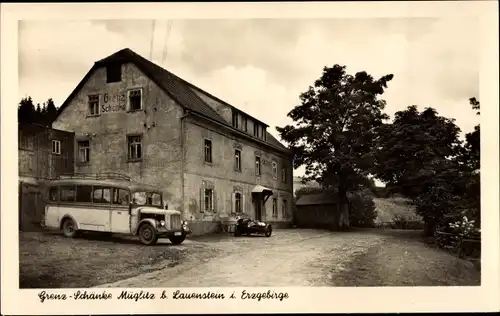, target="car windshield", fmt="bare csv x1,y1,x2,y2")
131,191,162,206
